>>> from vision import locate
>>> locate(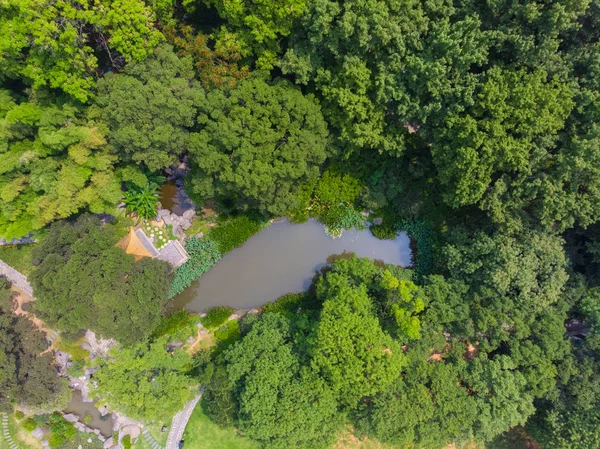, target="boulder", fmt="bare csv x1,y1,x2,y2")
31,427,46,439
195,232,204,239
122,424,141,439
80,342,93,352
182,209,196,220
74,422,86,432
41,440,49,448
103,437,114,449
93,428,101,435
373,217,383,225
180,218,192,230
63,413,78,423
